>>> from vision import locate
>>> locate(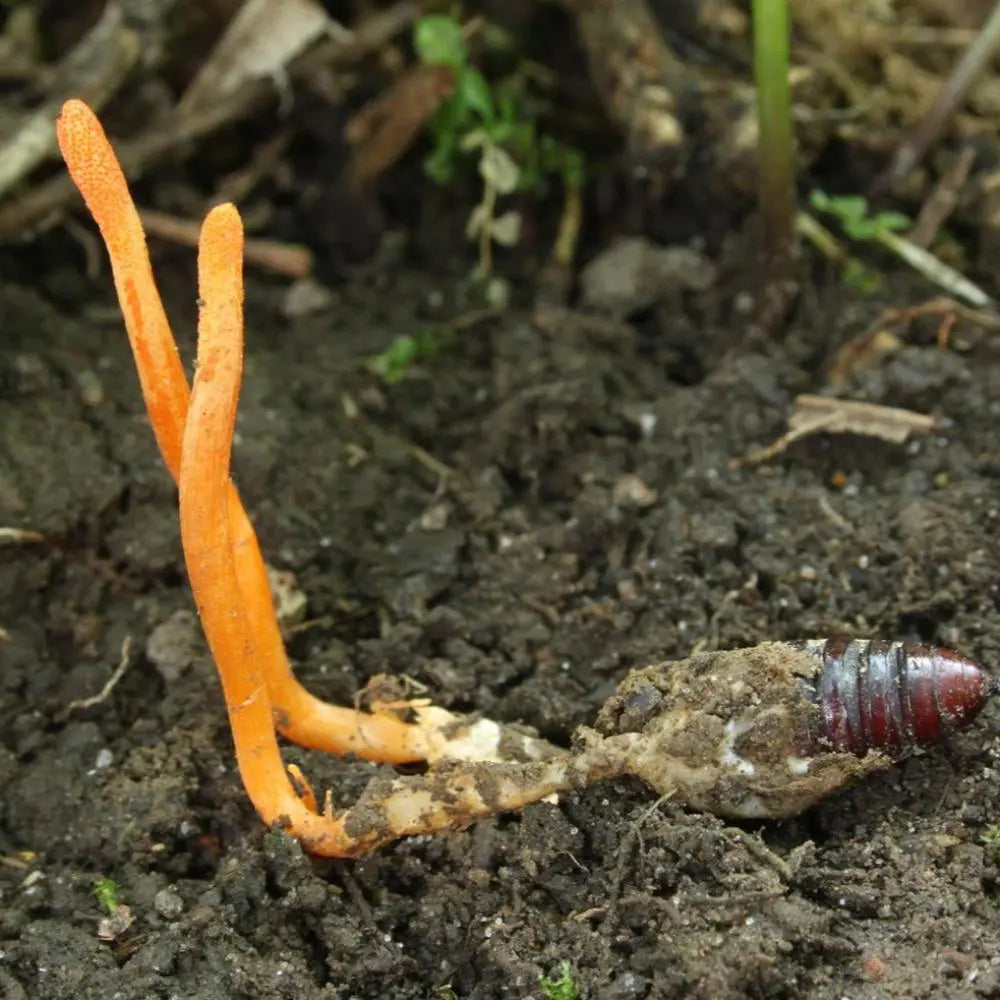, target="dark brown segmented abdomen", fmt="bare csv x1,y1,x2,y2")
793,638,994,755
